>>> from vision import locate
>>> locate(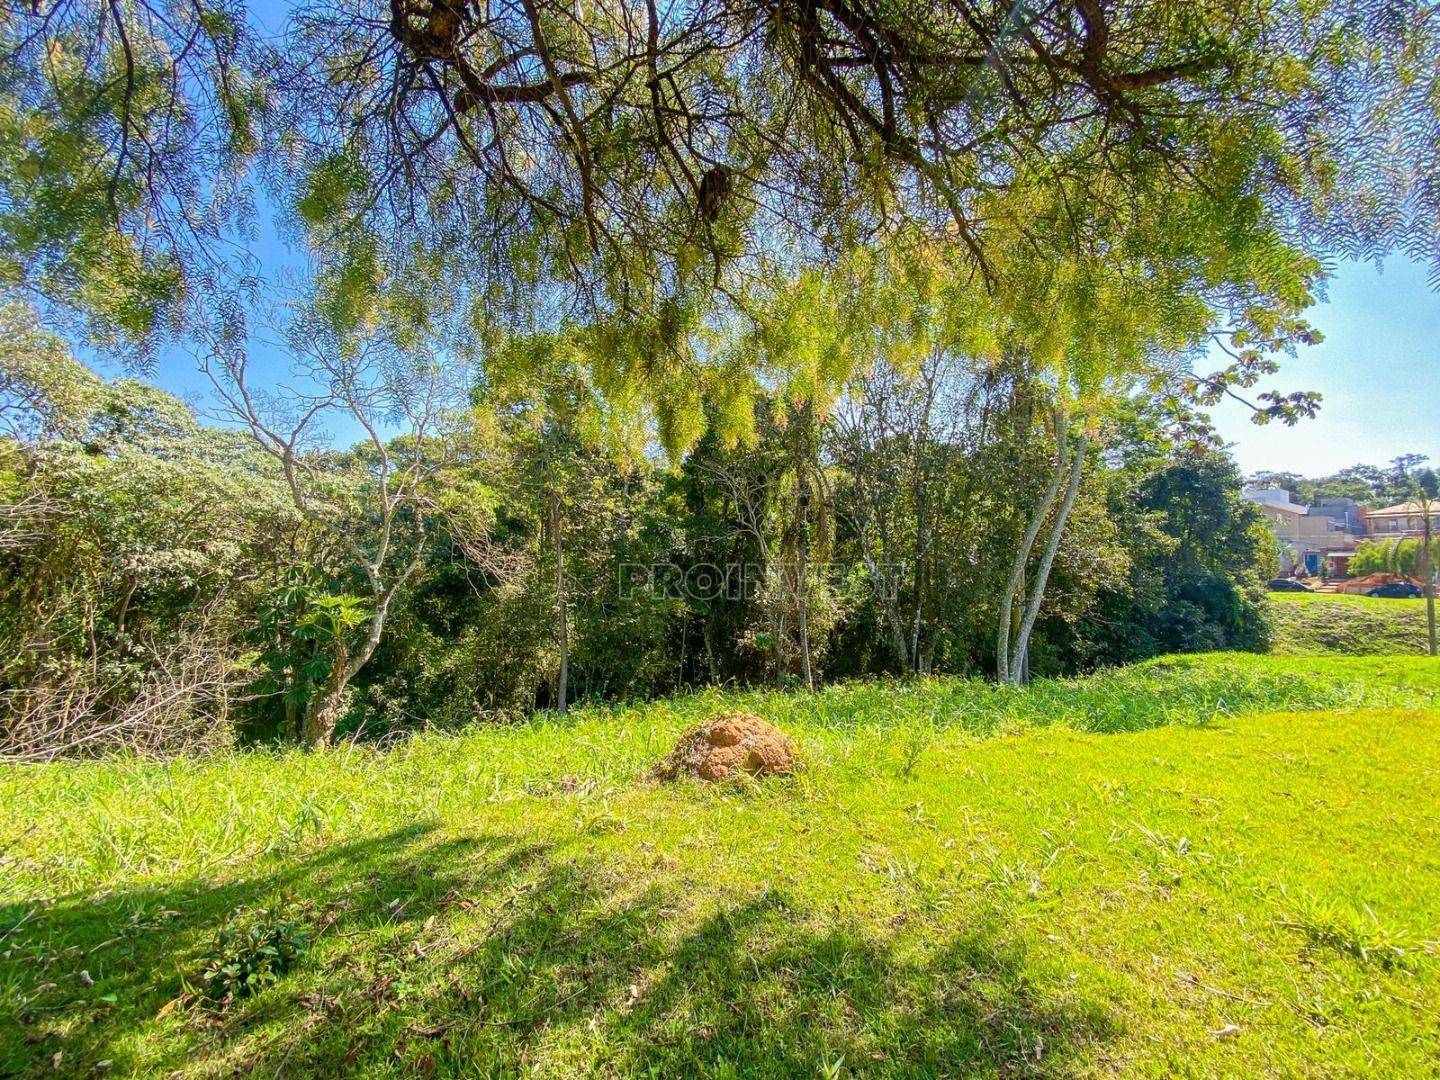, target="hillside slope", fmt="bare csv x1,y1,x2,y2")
1269,592,1432,655
3,655,1439,1077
